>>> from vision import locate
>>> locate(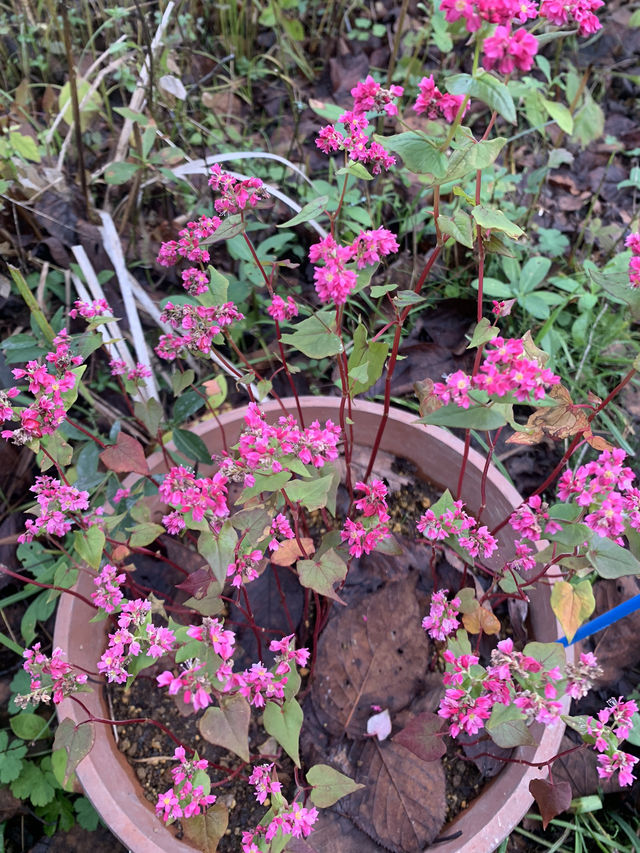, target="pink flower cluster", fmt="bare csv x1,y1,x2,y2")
269,634,311,675
155,301,244,361
69,298,112,319
417,499,498,560
187,617,236,661
433,337,560,408
208,164,269,215
565,652,602,700
227,549,263,588
440,0,537,31
157,660,214,710
439,637,566,737
220,403,341,487
16,643,88,708
157,214,221,268
340,519,390,558
308,228,399,305
482,25,538,73
413,75,469,123
155,746,216,823
2,332,83,444
268,513,295,551
109,360,152,384
315,111,396,175
440,0,602,38
98,598,175,683
351,75,404,116
248,762,283,805
557,447,640,542
422,589,461,641
92,564,126,613
268,294,299,322
586,698,639,787
341,479,391,558
626,232,640,289
18,475,89,543
539,0,603,36
509,494,562,542
159,466,229,531
242,802,318,851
